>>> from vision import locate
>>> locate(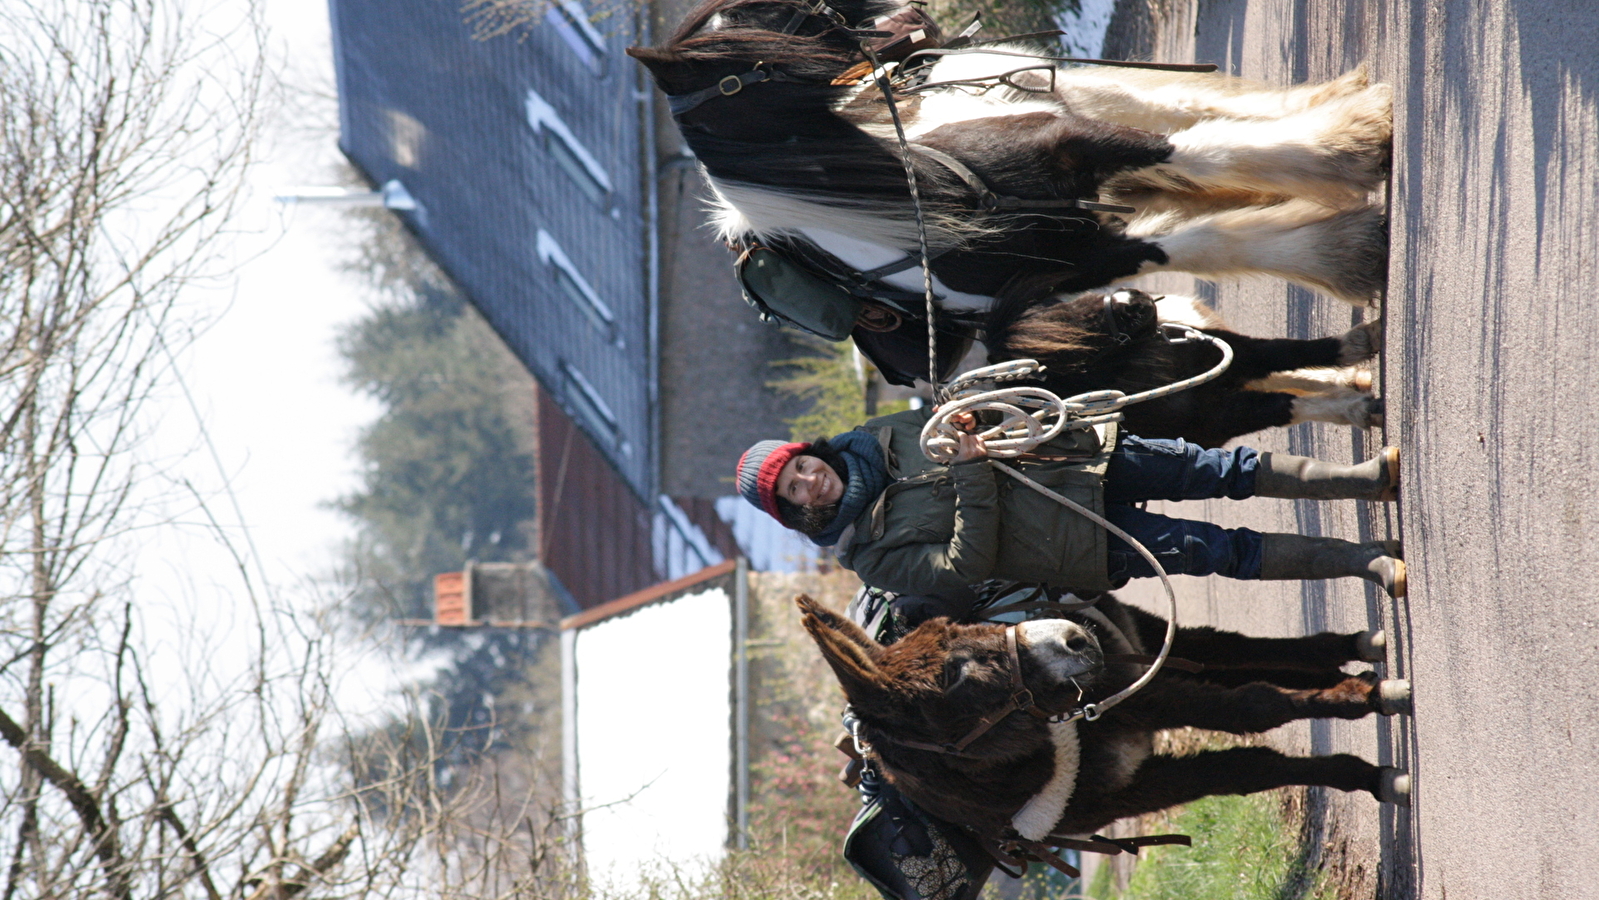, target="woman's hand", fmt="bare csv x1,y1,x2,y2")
951,431,987,463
